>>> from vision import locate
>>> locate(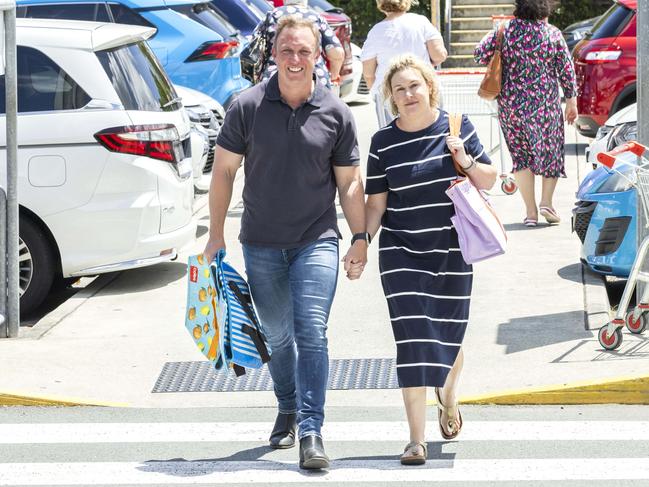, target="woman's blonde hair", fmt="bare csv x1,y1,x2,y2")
376,0,415,14
382,55,440,115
